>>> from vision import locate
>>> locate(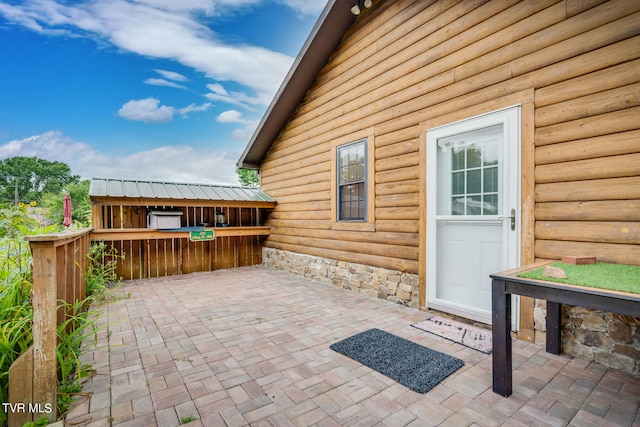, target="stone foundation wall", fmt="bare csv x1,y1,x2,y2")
262,247,420,307
534,300,640,377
